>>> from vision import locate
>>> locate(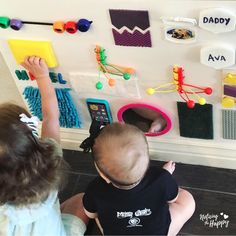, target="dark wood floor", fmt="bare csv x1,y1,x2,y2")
59,149,236,235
